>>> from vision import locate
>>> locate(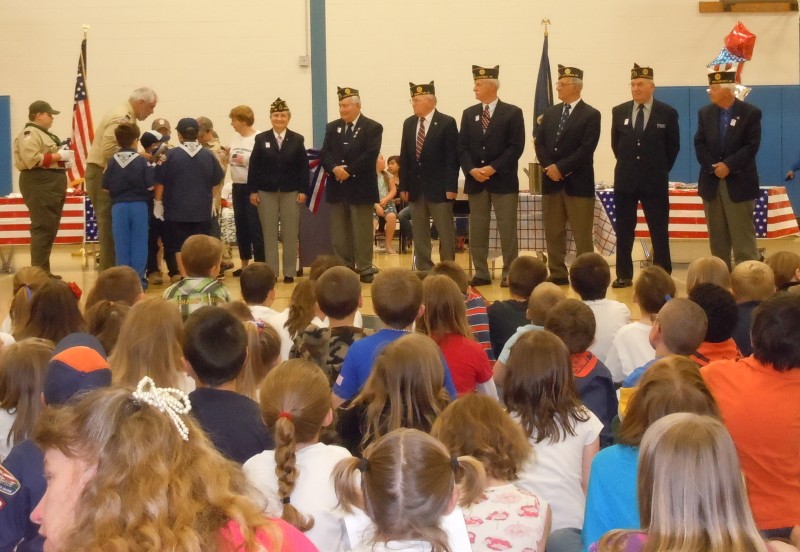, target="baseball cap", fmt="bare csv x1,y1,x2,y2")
140,130,165,150
151,118,171,132
176,117,199,134
43,333,112,406
29,100,60,116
